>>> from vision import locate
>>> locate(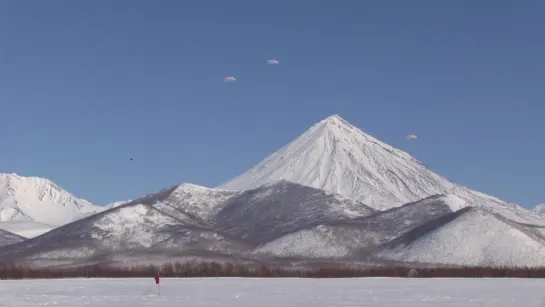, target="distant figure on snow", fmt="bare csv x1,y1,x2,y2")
154,272,161,294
